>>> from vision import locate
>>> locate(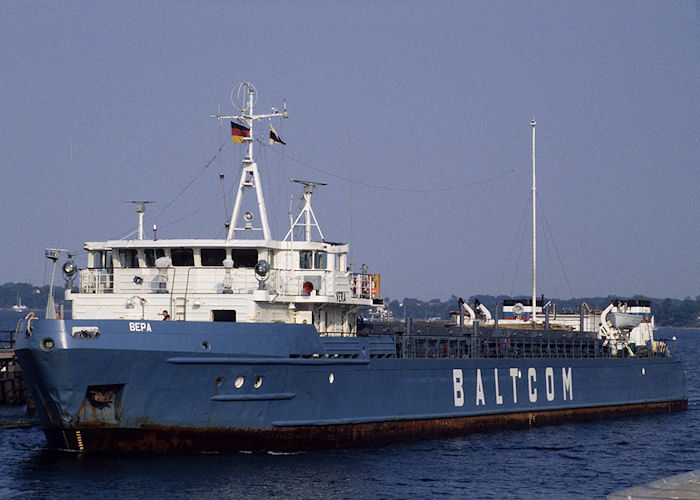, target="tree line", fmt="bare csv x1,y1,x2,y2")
384,294,700,328
0,283,64,311
2,282,698,327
